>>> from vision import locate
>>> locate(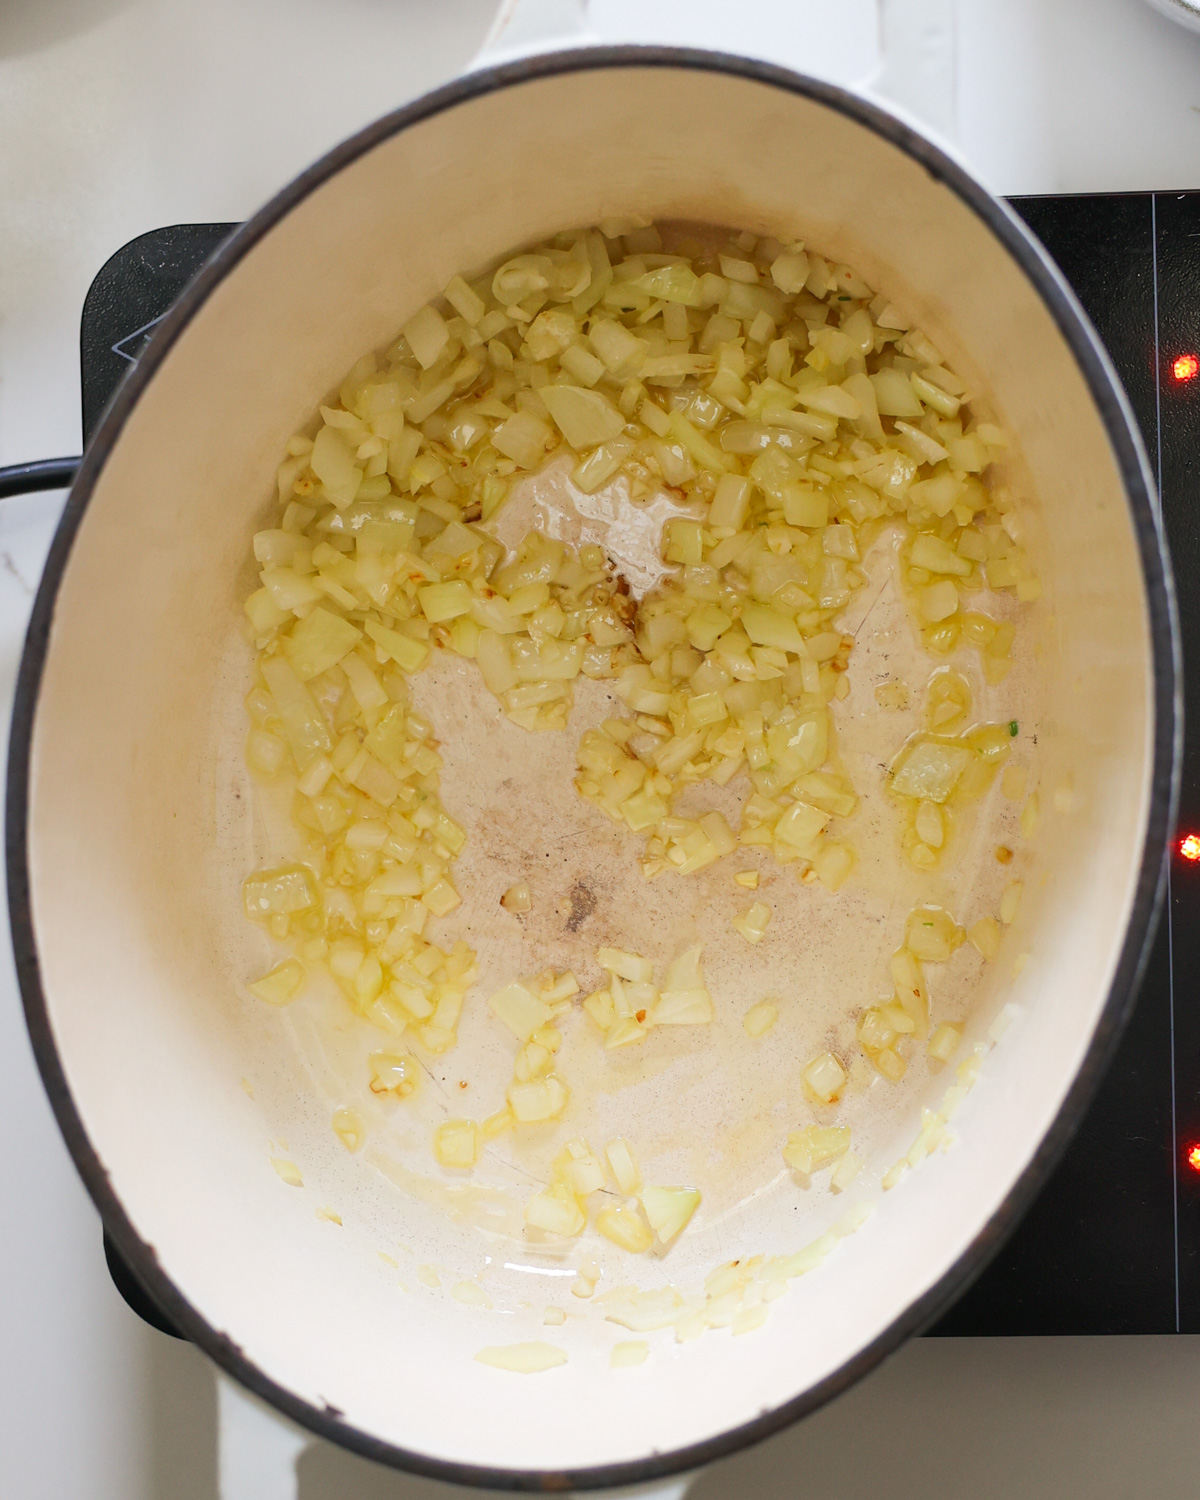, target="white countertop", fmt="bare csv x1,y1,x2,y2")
2,3,1200,1496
